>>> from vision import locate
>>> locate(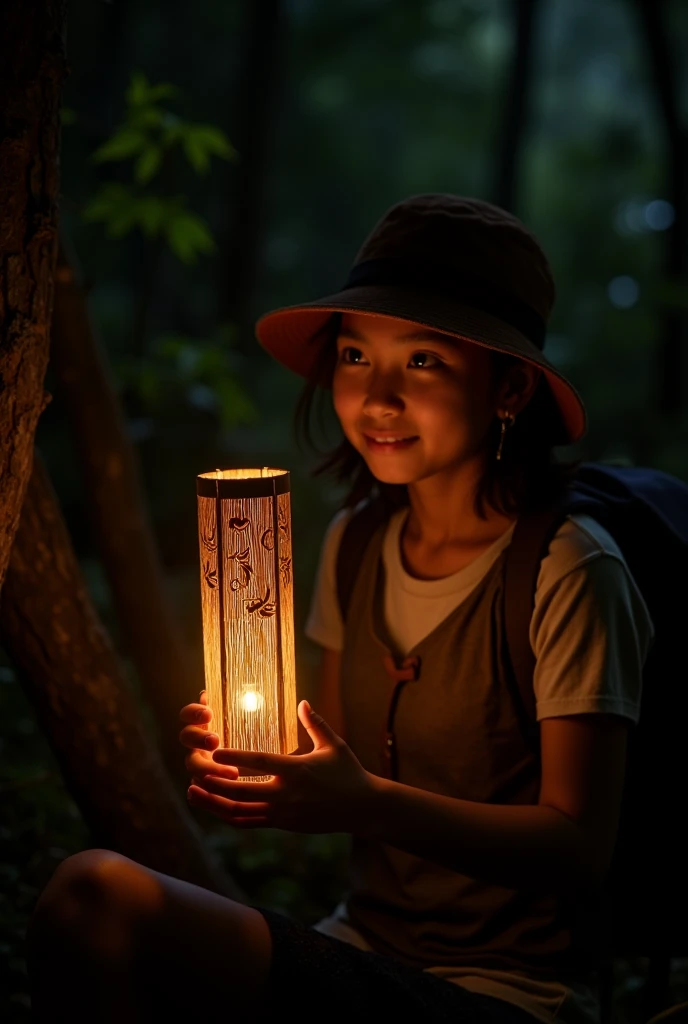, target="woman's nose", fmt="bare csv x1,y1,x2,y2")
363,370,404,415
